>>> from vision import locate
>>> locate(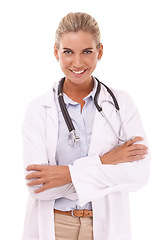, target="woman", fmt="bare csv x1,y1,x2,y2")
22,12,150,240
